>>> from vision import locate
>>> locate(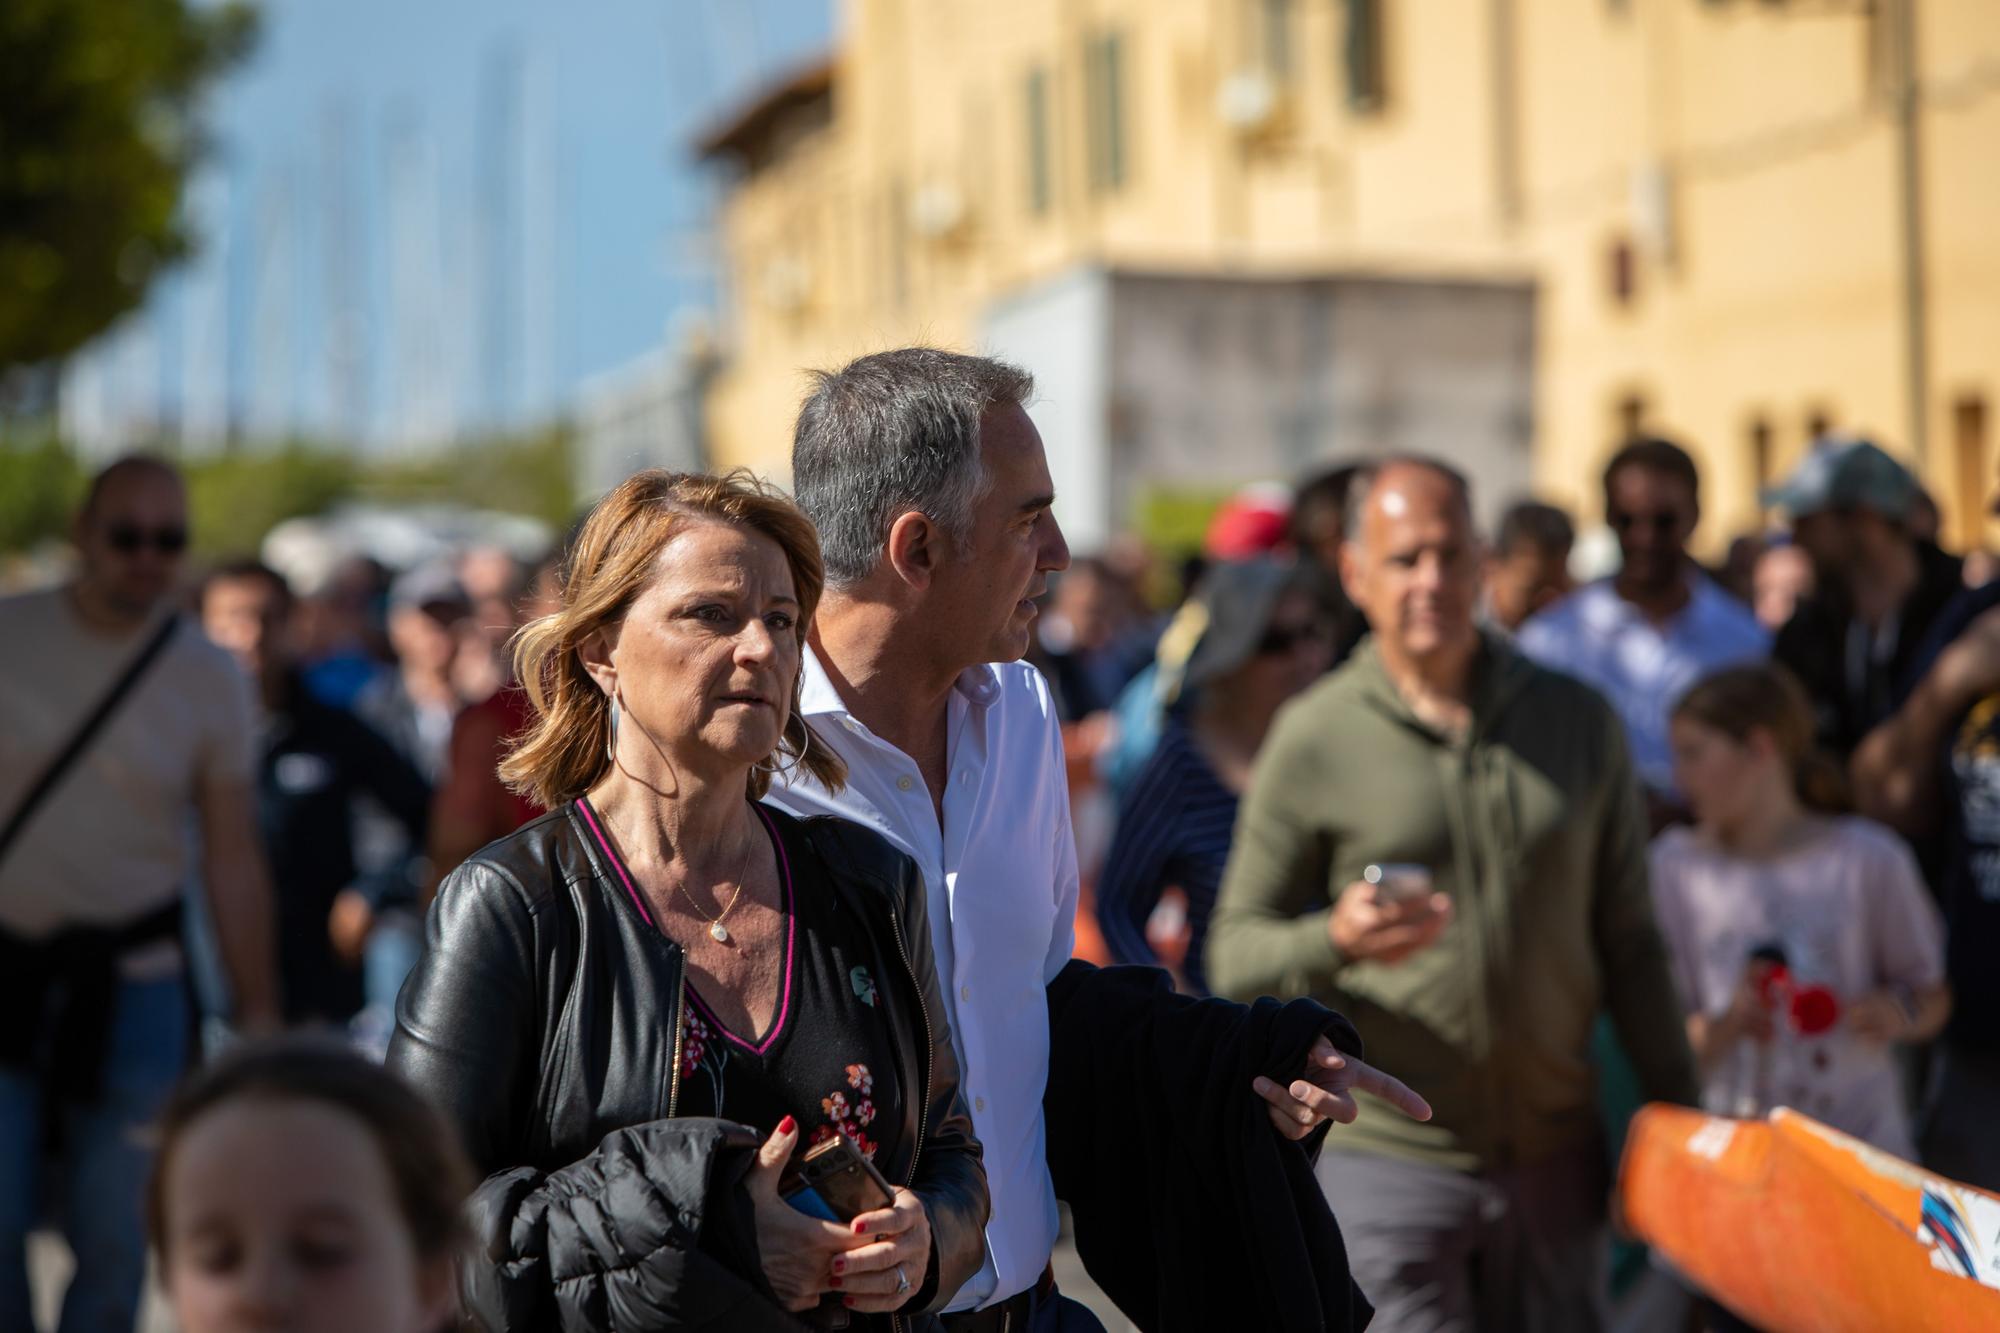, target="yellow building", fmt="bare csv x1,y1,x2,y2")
698,0,2000,554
